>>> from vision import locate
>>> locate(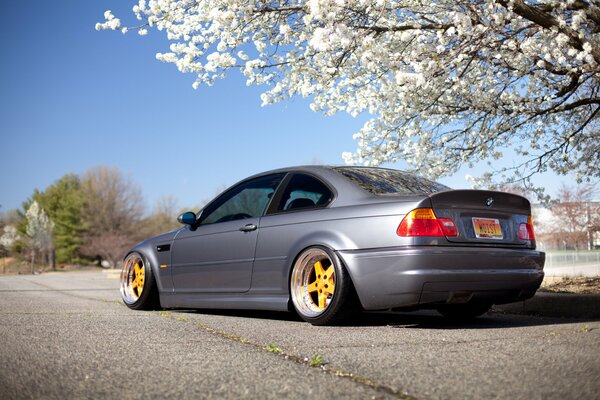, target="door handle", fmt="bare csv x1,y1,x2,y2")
239,224,258,232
